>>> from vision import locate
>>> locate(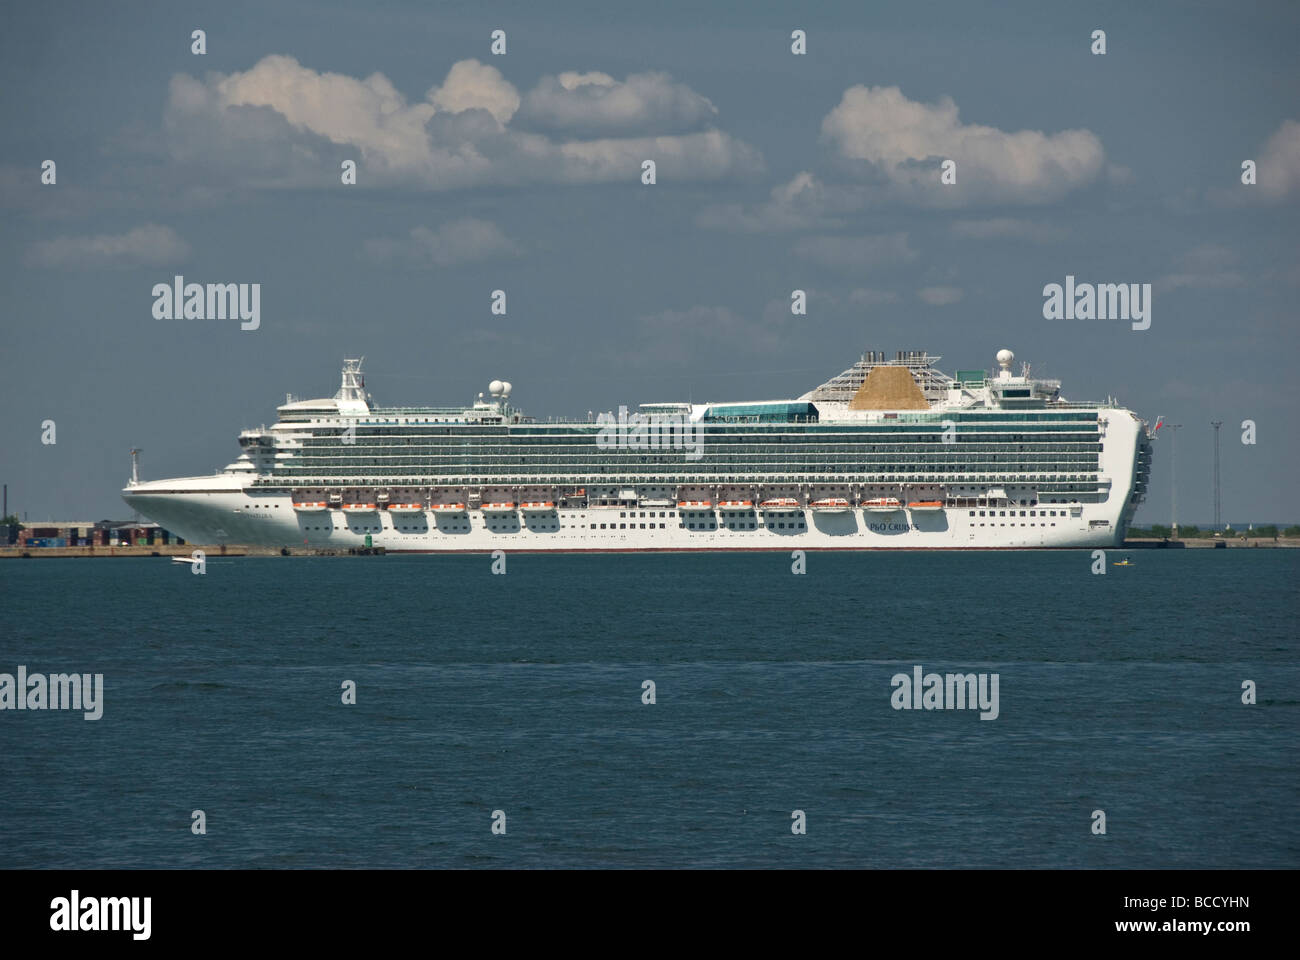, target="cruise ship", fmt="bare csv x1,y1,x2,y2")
122,349,1155,551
